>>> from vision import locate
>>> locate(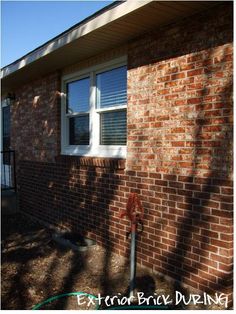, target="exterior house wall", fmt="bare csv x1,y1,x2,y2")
11,3,233,304
11,72,61,162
